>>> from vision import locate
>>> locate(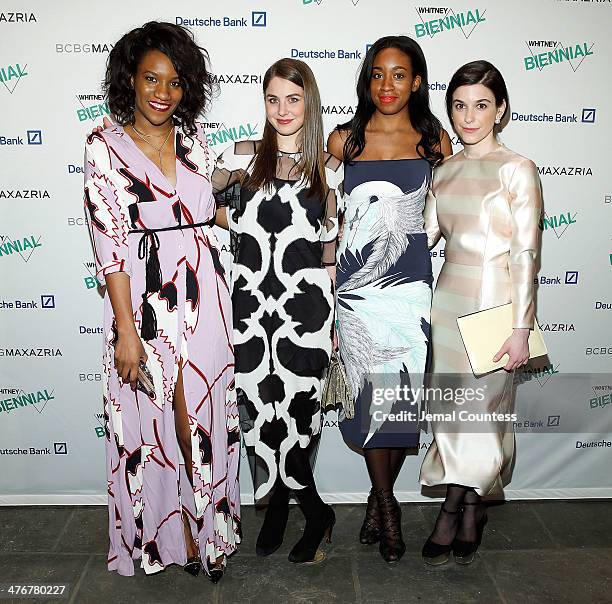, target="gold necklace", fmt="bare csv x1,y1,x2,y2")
130,124,174,173
132,123,174,139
